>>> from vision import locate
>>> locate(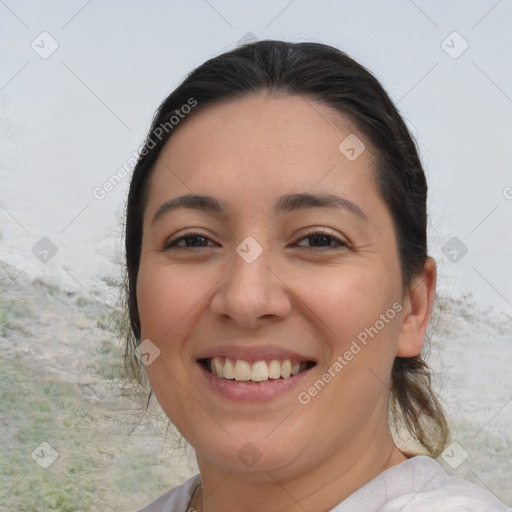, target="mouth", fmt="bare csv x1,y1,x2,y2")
198,357,316,383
